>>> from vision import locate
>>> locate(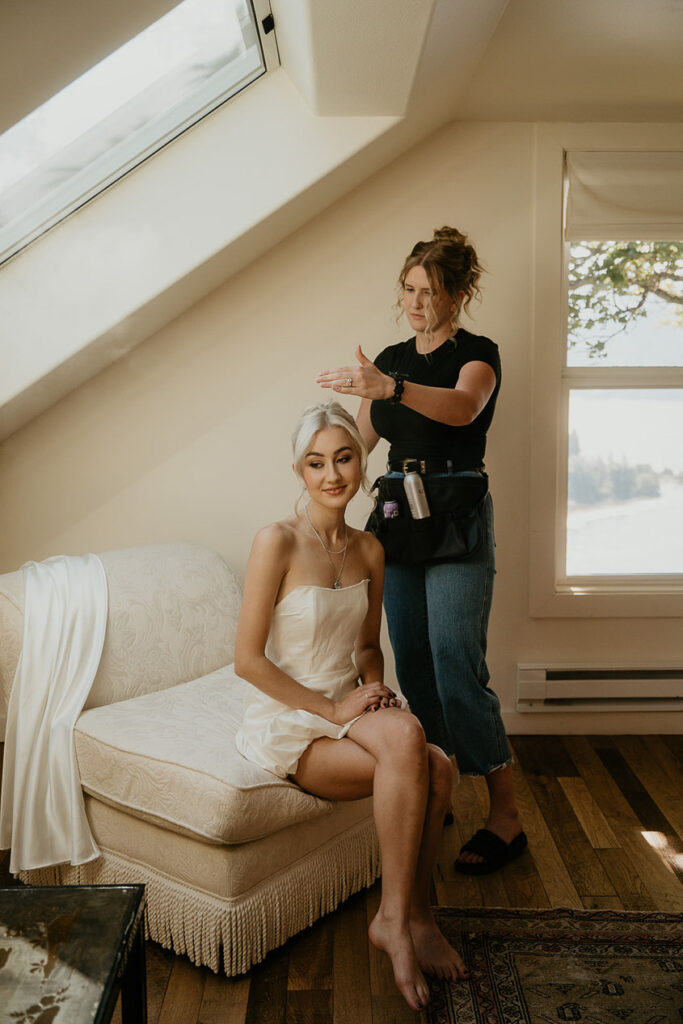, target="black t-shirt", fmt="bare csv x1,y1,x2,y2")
370,328,501,468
